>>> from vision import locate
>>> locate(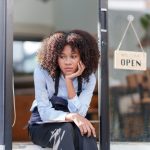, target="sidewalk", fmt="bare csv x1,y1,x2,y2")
12,142,150,150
